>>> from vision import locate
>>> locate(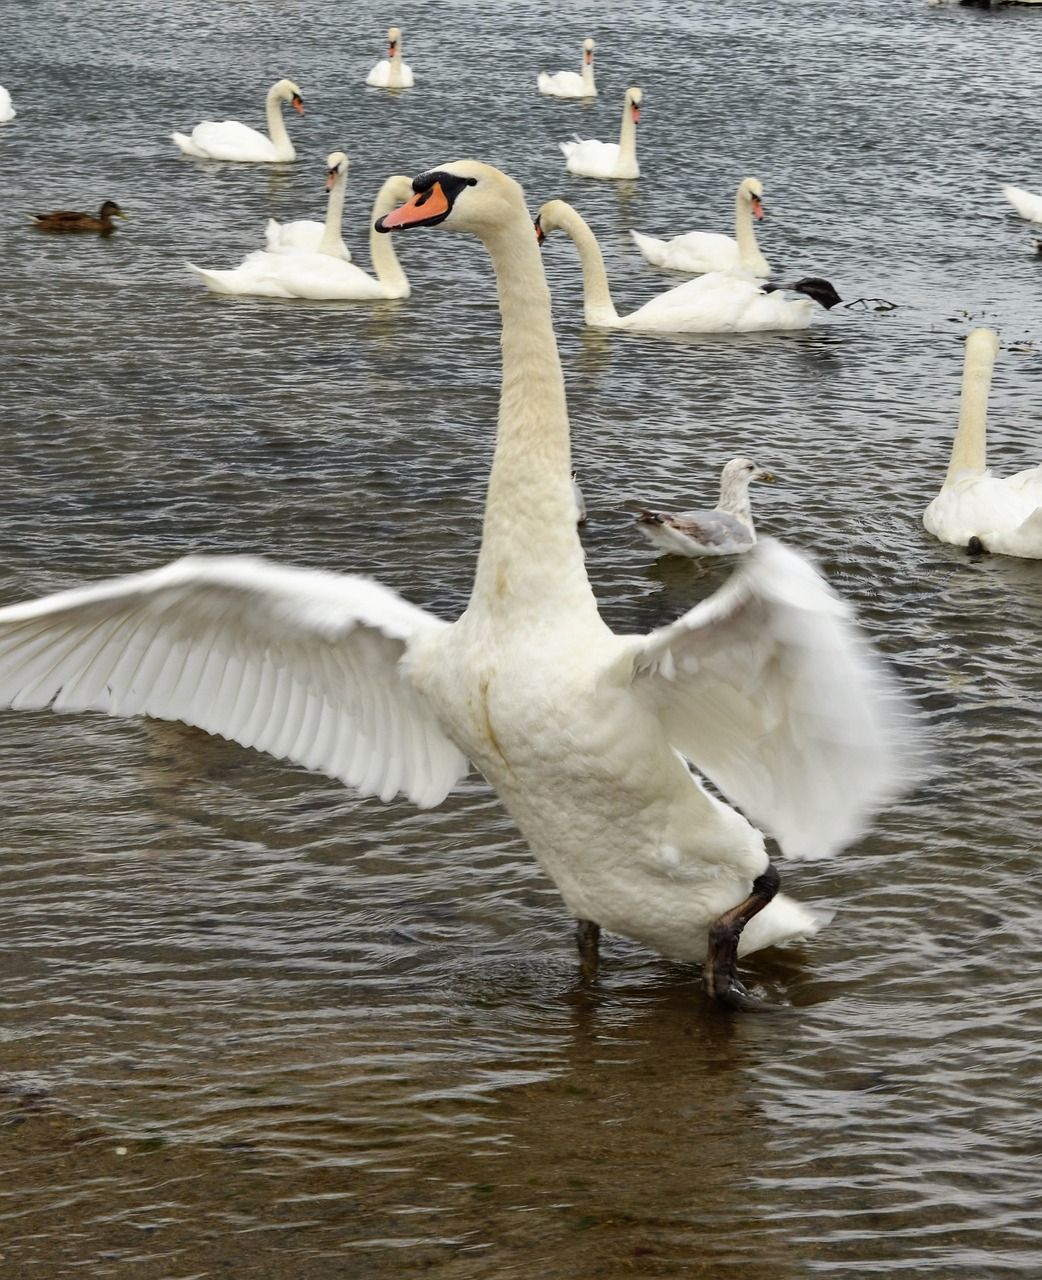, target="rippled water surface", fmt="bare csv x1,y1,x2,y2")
2,0,1042,1275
